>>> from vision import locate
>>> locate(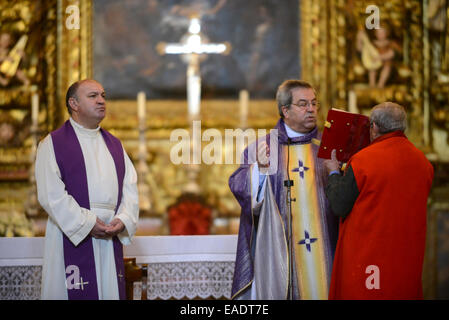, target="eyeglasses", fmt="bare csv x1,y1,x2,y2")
290,100,320,109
